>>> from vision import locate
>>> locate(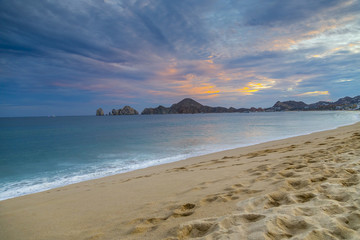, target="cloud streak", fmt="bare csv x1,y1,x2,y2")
297,91,330,96
1,0,359,116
